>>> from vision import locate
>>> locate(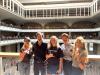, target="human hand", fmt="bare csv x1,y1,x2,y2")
56,69,62,75
46,54,54,59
